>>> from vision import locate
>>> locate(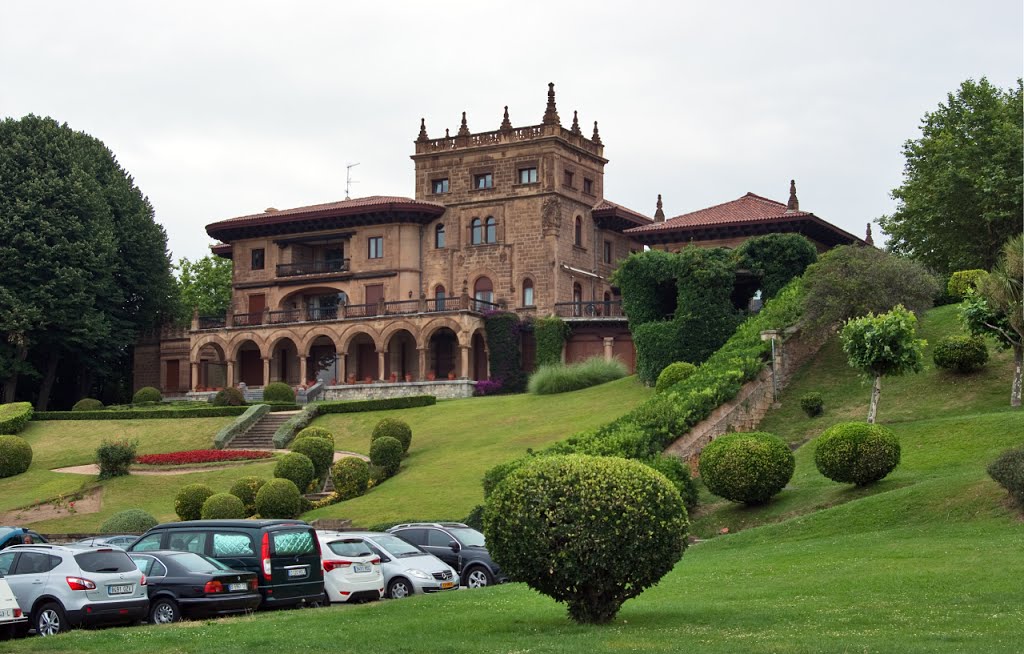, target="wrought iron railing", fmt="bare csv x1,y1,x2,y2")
553,300,625,319
276,258,350,277
197,317,226,330
269,309,301,324
307,306,338,322
232,312,264,327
